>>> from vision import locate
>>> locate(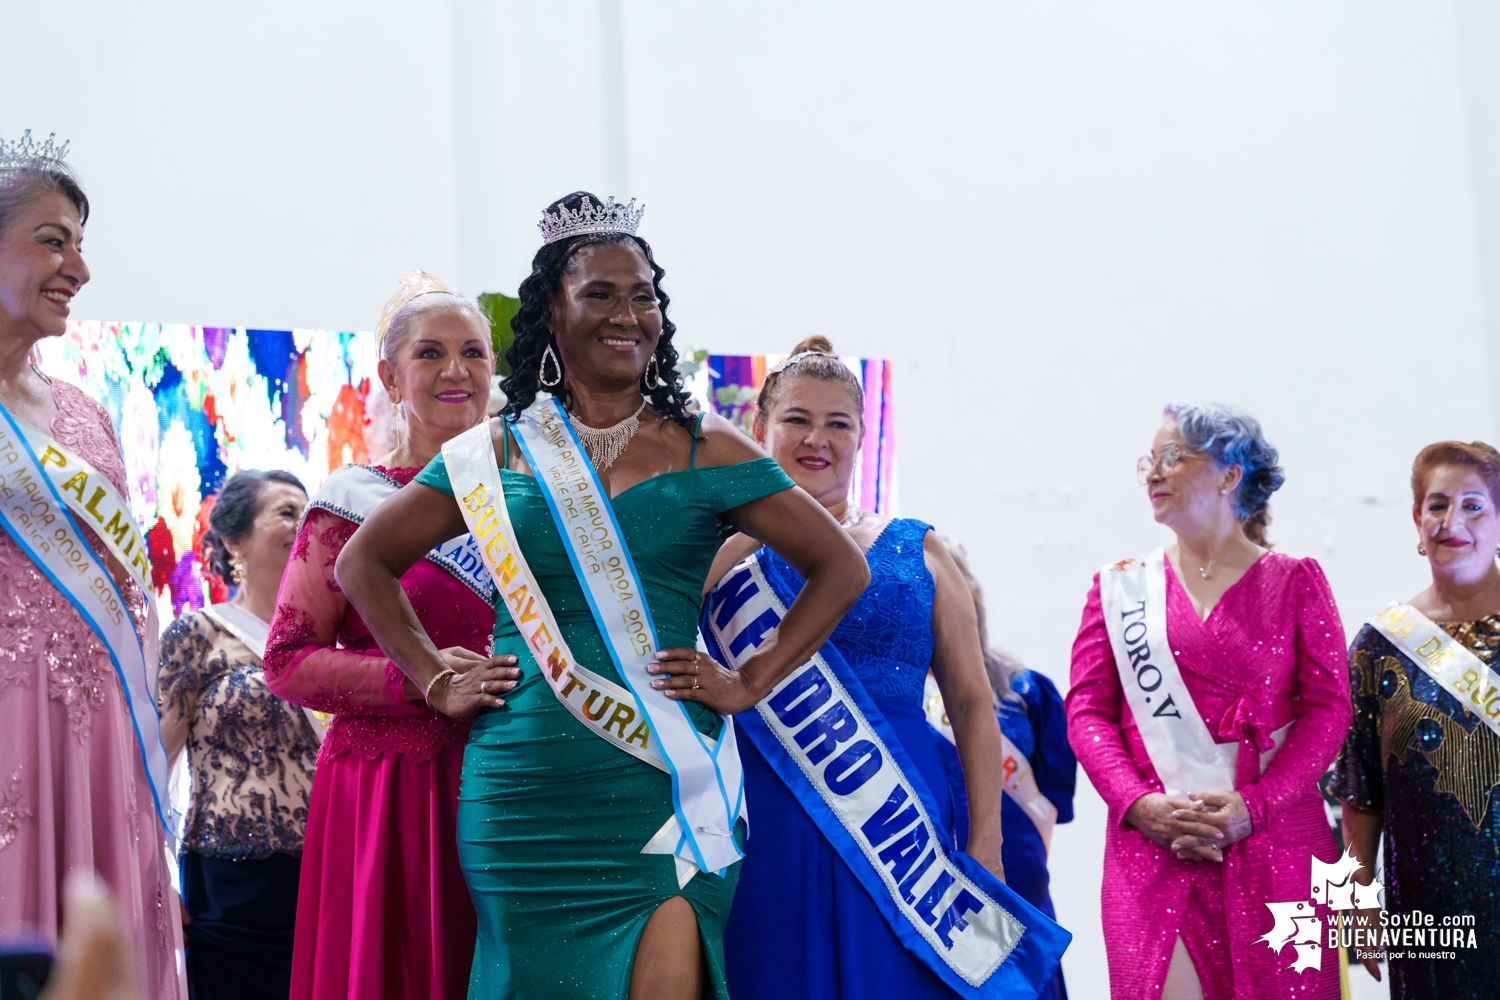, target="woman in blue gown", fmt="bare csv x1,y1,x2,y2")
704,336,1011,998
